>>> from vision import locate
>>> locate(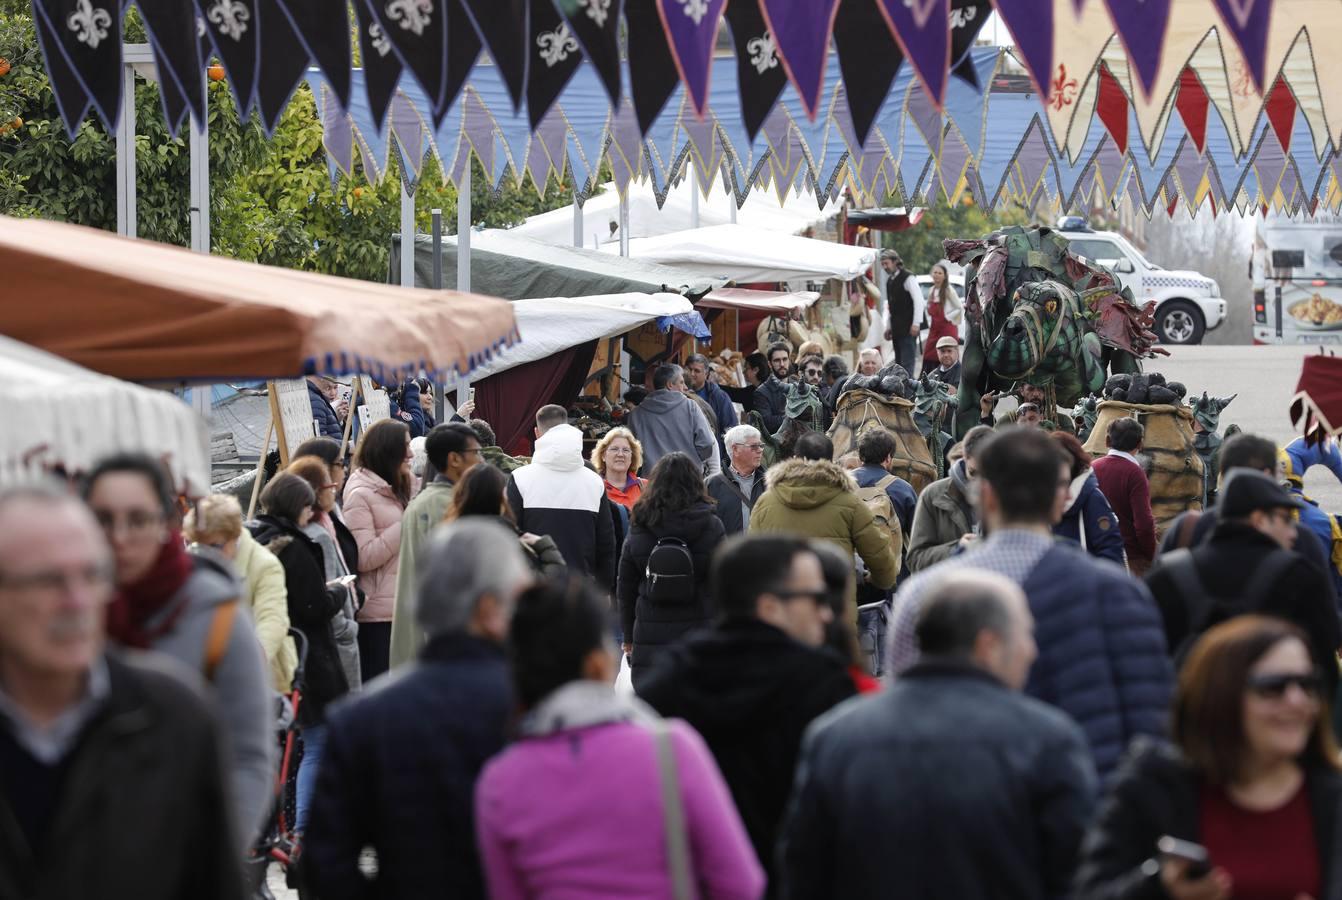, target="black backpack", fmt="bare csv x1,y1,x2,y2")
645,537,696,604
